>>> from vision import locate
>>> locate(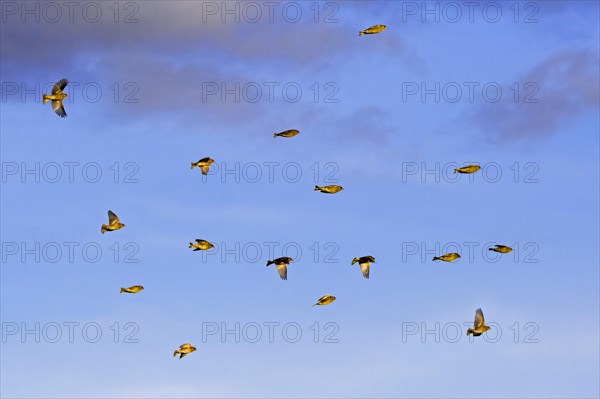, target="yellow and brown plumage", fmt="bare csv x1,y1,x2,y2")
191,157,215,175
313,294,336,307
189,239,214,251
432,253,461,262
489,244,513,254
43,78,68,118
173,343,196,359
120,285,144,294
266,257,293,280
274,129,300,138
314,185,344,194
101,210,125,234
467,308,491,336
454,165,481,174
352,256,375,279
359,24,387,36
